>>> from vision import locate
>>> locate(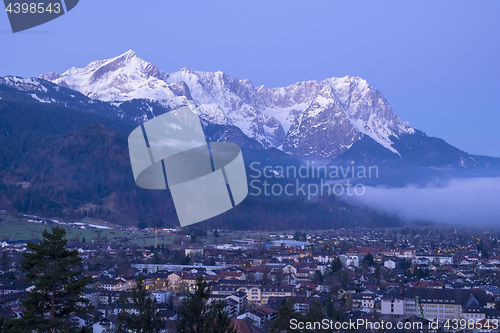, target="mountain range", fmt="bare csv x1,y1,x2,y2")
34,50,498,168
1,50,499,229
